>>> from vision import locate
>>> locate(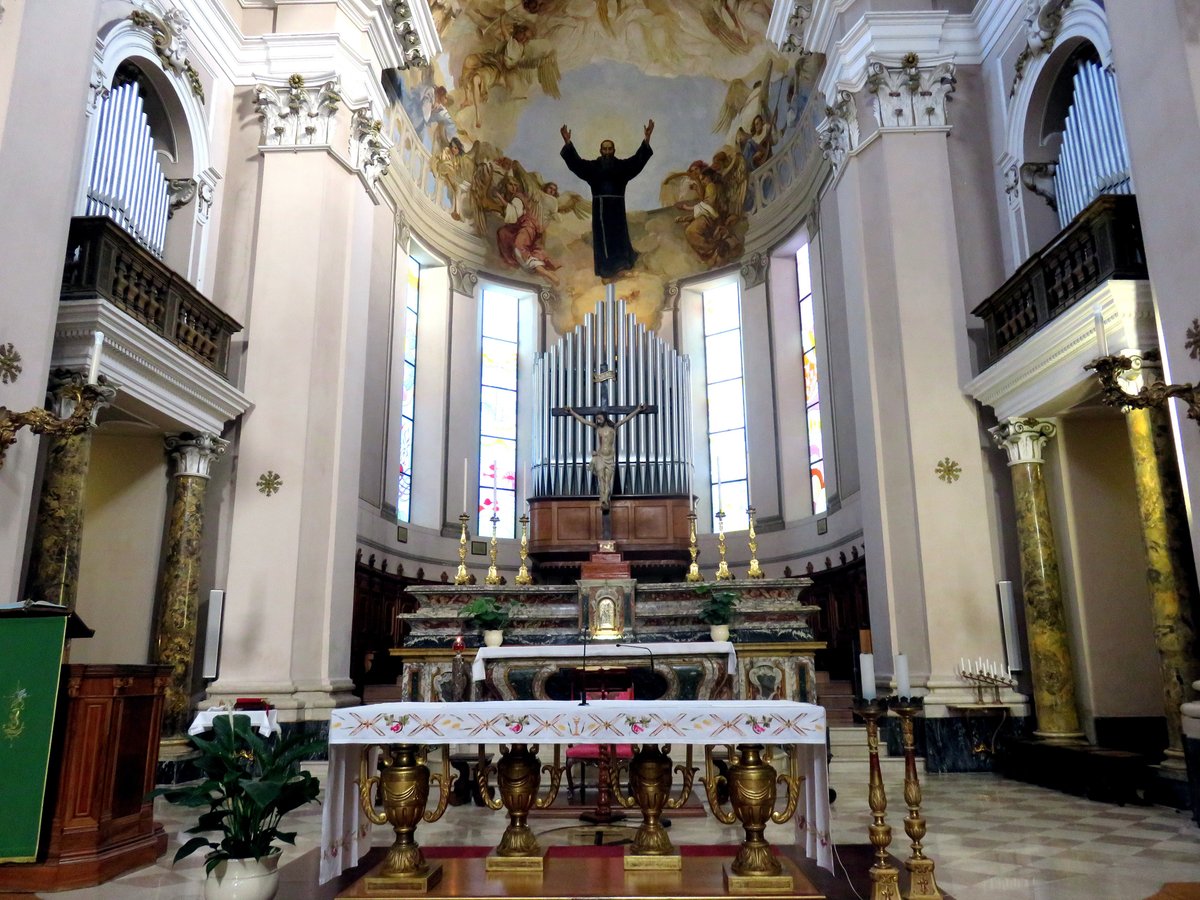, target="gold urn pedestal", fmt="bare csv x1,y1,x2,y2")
485,849,545,872
624,850,683,871
361,860,444,895
723,858,800,895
